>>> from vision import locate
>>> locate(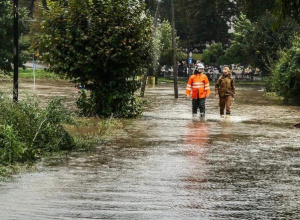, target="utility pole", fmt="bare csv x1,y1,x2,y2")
153,0,160,29
13,0,19,102
171,0,178,98
141,0,161,97
187,24,191,72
